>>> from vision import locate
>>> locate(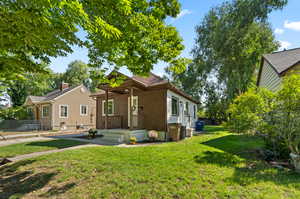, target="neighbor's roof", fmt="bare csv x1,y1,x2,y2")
27,85,81,104
263,48,300,74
